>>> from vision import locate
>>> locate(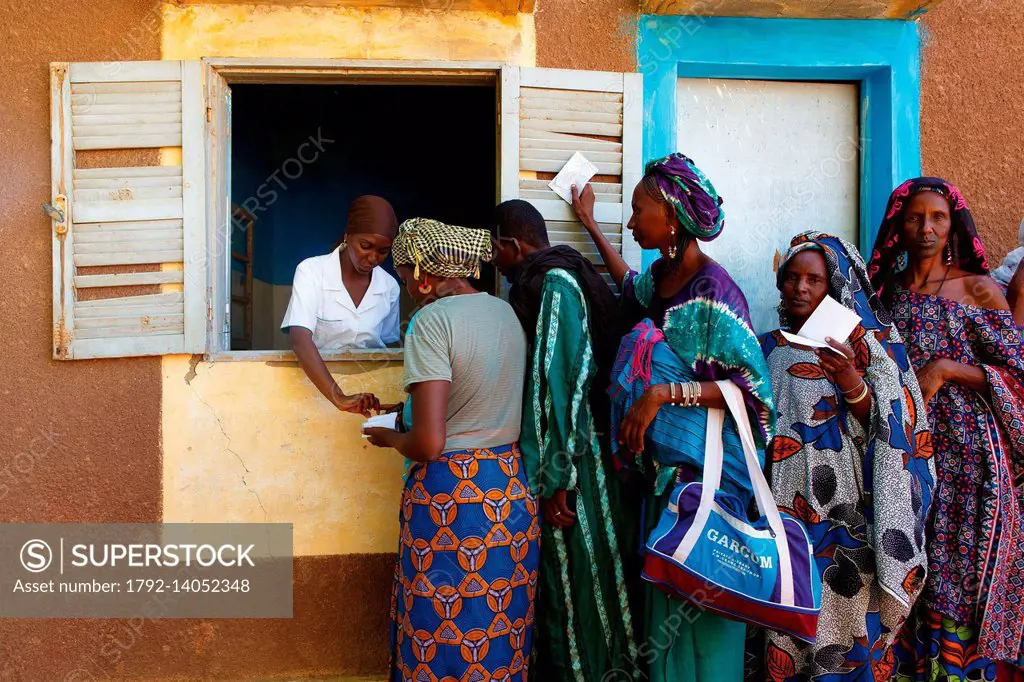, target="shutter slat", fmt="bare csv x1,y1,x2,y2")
76,313,184,330
520,189,619,203
73,123,183,138
521,118,623,137
77,302,184,319
74,166,181,179
73,113,182,127
519,127,623,150
520,107,622,125
76,175,183,189
76,323,185,340
75,228,182,244
74,133,183,150
518,148,621,164
71,91,181,106
74,198,183,223
71,102,181,116
520,157,623,175
74,271,184,289
74,250,183,267
520,96,622,114
528,198,622,224
77,293,184,308
545,220,622,239
521,87,622,103
74,238,184,254
71,81,182,94
74,186,183,202
521,134,621,154
520,179,622,194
